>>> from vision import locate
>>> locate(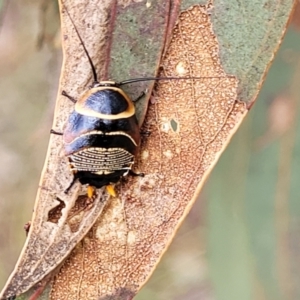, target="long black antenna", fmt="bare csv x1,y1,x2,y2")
117,75,235,86
63,7,98,84
63,6,235,88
